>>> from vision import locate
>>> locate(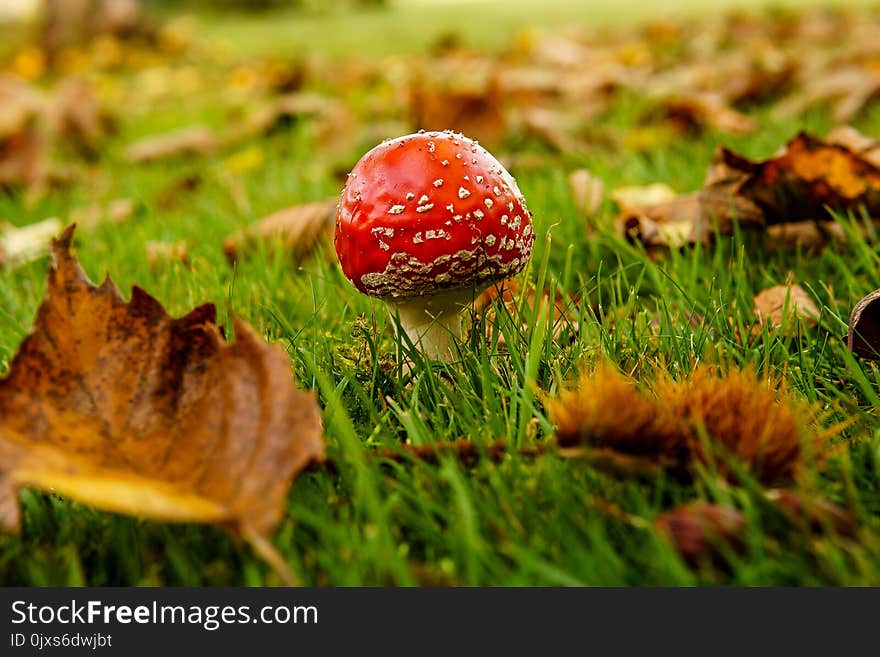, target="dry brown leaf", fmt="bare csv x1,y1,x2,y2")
47,78,115,157
655,502,746,566
711,132,880,224
68,198,137,231
662,92,756,135
0,75,48,187
827,125,880,168
763,220,846,253
0,226,324,582
848,288,880,360
753,283,819,331
548,363,823,485
568,168,604,216
409,56,506,149
125,125,217,164
0,218,63,269
145,240,189,269
616,193,703,255
223,199,337,264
